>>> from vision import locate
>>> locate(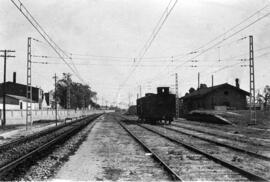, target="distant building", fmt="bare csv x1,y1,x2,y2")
0,94,39,110
0,72,44,110
44,91,54,109
180,79,249,113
